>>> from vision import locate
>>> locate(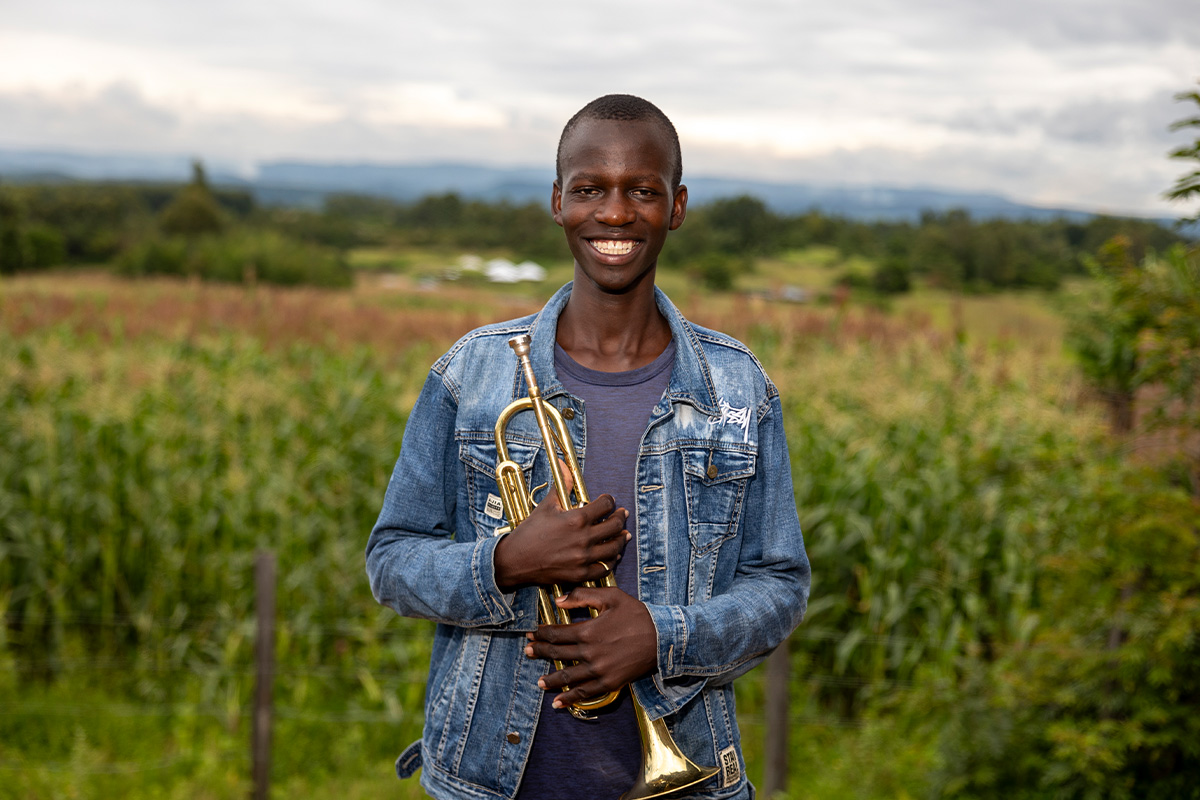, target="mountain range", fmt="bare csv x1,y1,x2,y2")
0,148,1146,224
